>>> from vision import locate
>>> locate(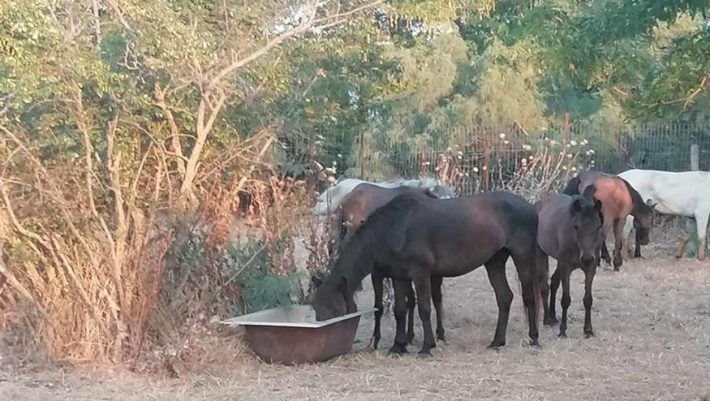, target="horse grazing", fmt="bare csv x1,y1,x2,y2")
562,170,655,271
536,191,604,338
334,183,446,349
311,191,542,356
618,169,710,261
313,177,456,216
